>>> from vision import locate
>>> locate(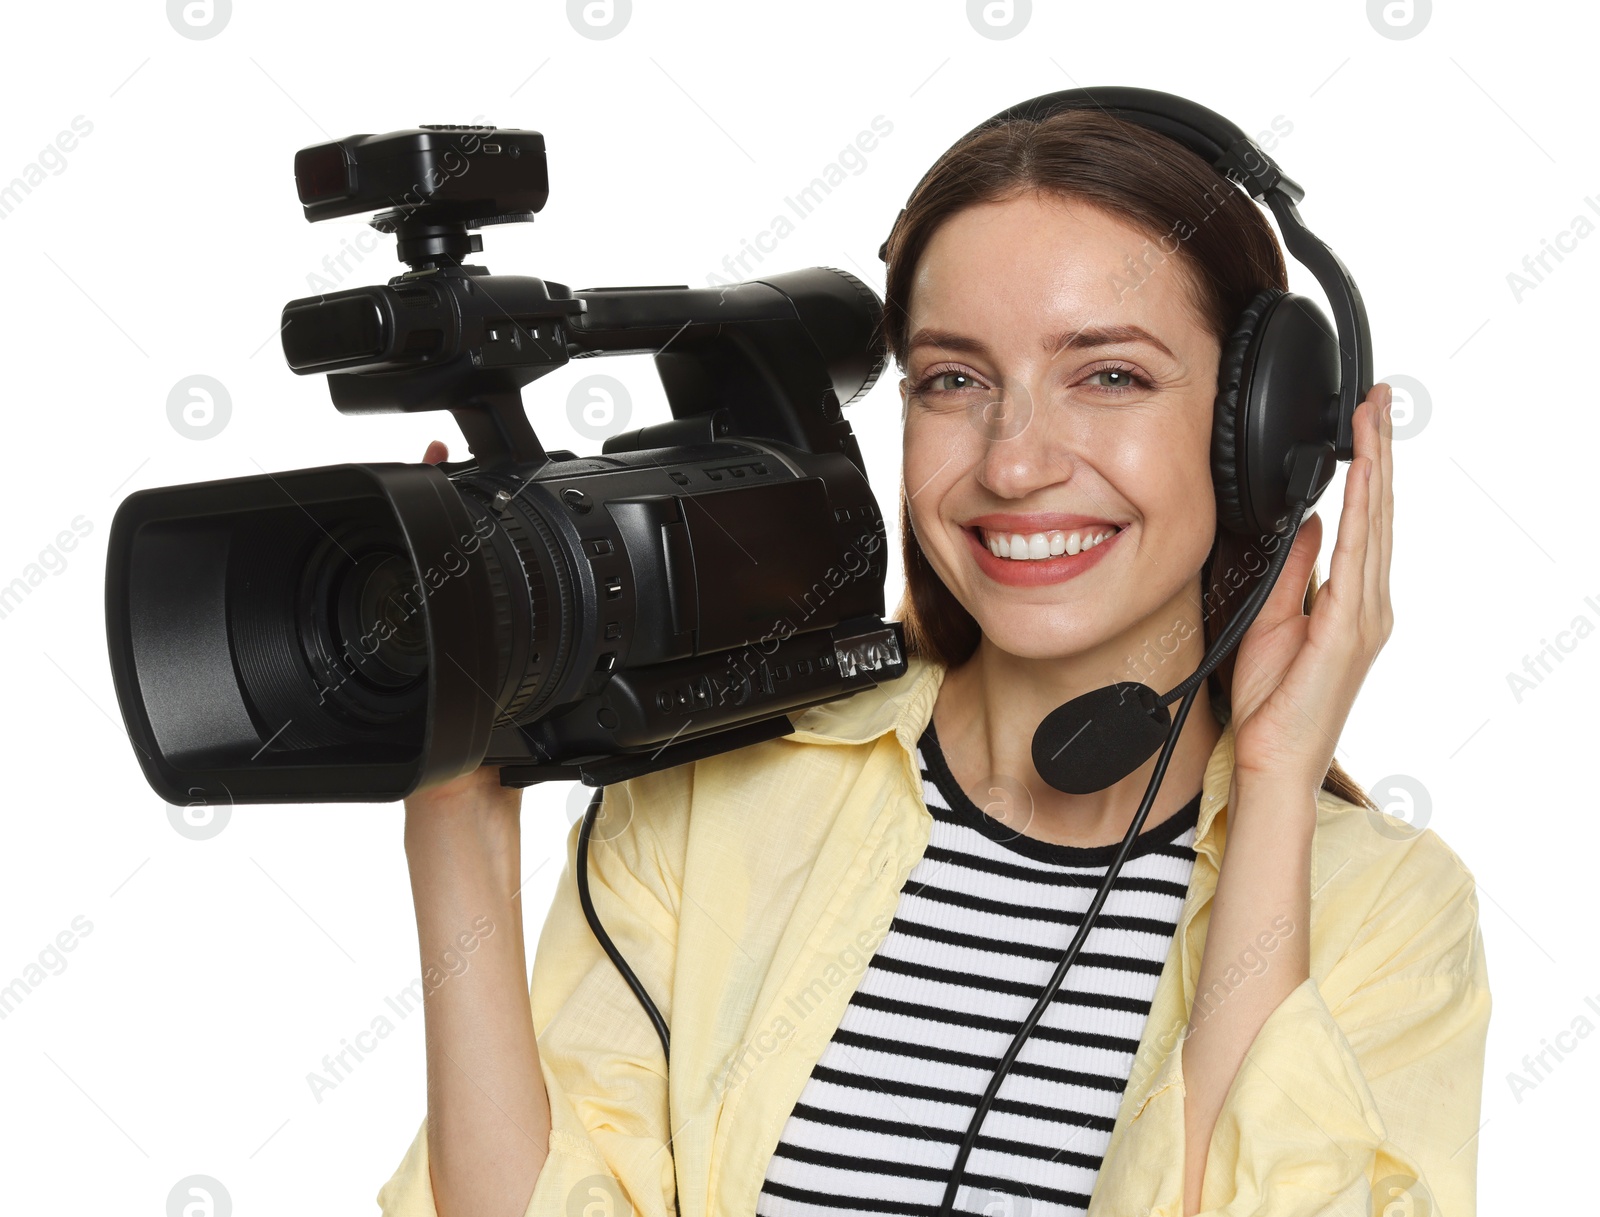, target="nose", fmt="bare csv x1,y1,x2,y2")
974,379,1075,500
